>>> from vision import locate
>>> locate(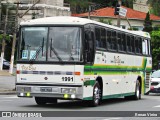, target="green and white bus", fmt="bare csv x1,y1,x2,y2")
16,16,152,106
